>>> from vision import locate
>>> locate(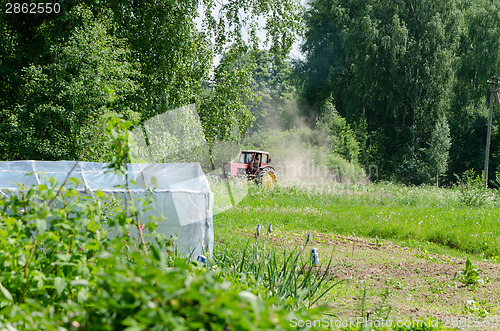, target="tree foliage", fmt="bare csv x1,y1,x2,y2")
449,0,500,181
317,100,360,163
300,0,498,182
2,0,499,183
0,0,303,161
427,115,452,186
0,5,139,160
198,46,258,145
245,50,301,132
